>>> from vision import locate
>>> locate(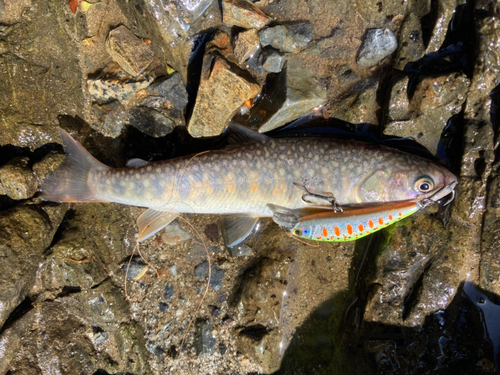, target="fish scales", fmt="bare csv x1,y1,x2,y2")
42,130,457,220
